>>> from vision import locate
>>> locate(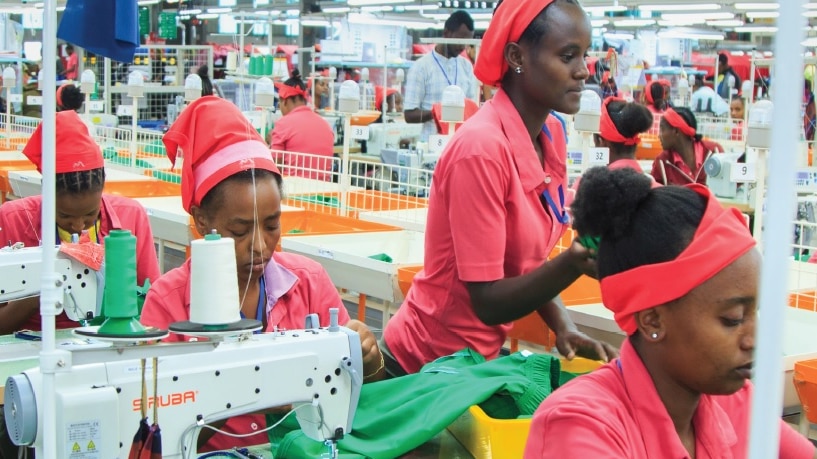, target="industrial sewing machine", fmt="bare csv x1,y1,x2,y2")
365,123,423,158
0,246,363,458
0,245,100,322
379,148,440,197
703,152,750,201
